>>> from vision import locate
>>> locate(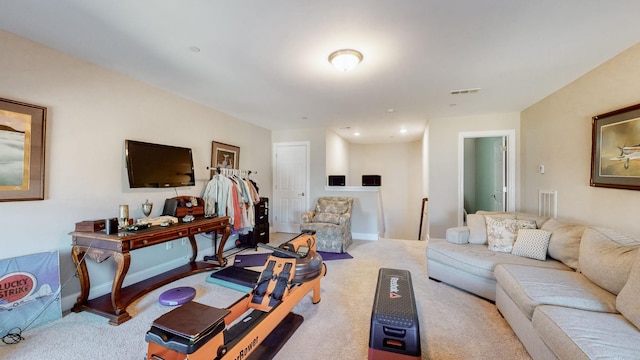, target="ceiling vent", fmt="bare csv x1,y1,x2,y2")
450,88,481,95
